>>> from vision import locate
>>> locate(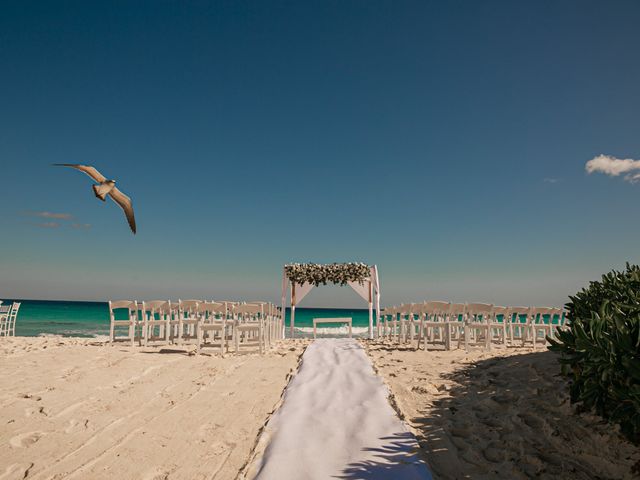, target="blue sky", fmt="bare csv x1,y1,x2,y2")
1,1,640,306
